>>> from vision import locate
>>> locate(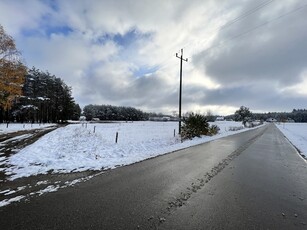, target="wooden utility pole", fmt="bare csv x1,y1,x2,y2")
176,49,188,134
